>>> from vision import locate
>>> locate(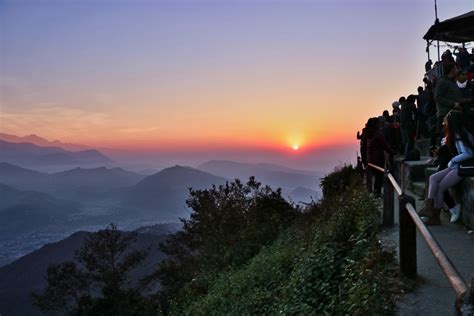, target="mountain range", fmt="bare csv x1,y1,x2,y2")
0,133,324,292
198,160,323,194
0,183,81,235
125,165,227,220
0,132,90,151
0,139,112,168
0,163,226,267
0,162,144,201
